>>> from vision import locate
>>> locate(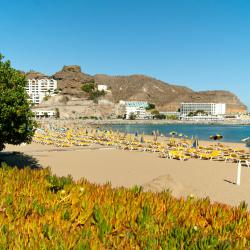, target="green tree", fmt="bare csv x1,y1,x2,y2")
81,83,95,93
154,114,166,120
129,113,136,120
89,90,105,101
146,103,155,110
0,54,36,151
